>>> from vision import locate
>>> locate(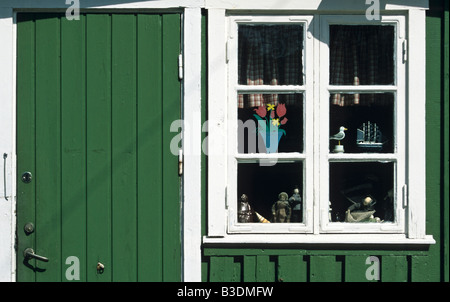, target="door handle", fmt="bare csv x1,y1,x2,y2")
23,248,49,262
